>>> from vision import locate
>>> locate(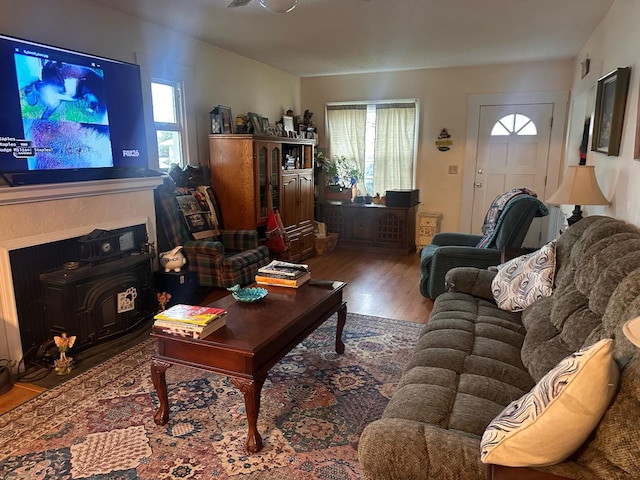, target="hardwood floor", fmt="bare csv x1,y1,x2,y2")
0,247,432,414
305,247,432,323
